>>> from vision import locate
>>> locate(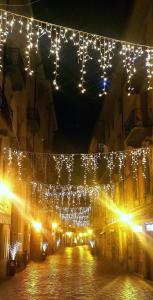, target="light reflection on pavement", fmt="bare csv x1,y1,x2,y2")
0,246,153,300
